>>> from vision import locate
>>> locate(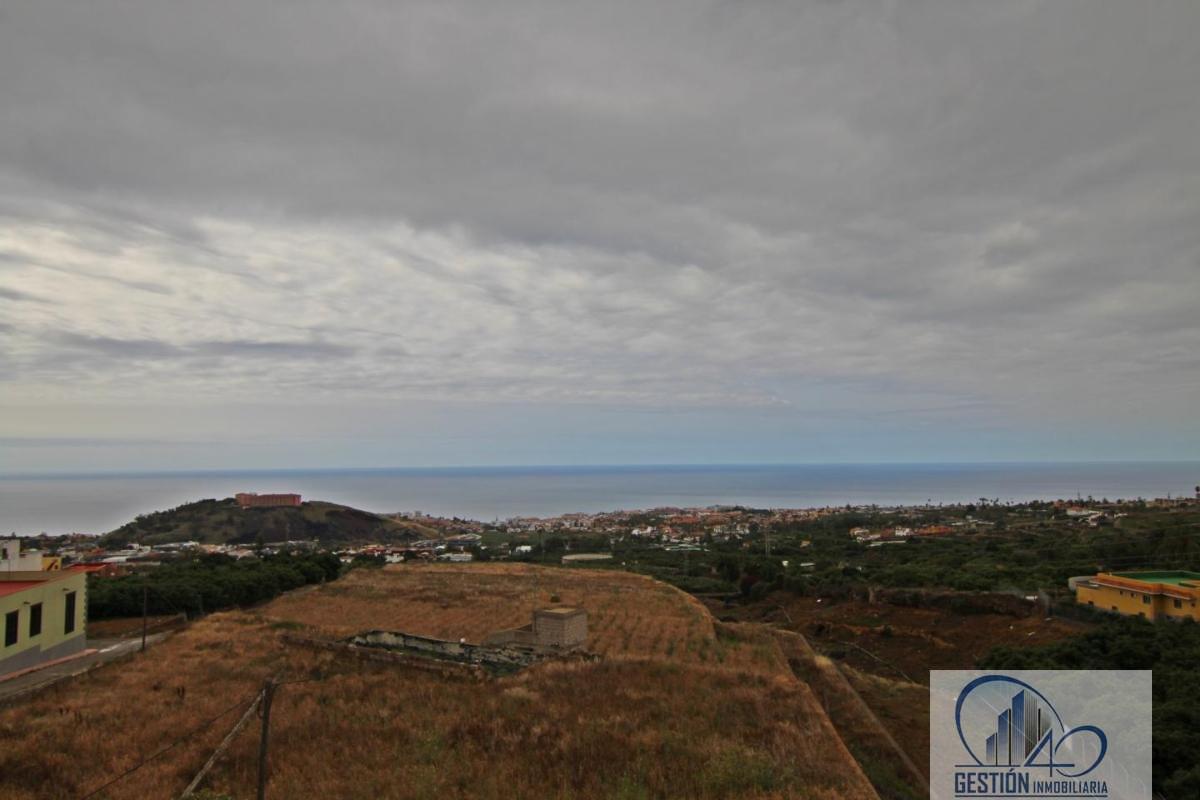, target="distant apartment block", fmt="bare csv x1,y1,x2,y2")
235,493,302,509
1072,571,1200,621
